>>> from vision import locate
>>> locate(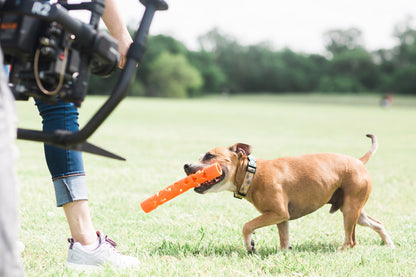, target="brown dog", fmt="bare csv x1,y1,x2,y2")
184,134,394,253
